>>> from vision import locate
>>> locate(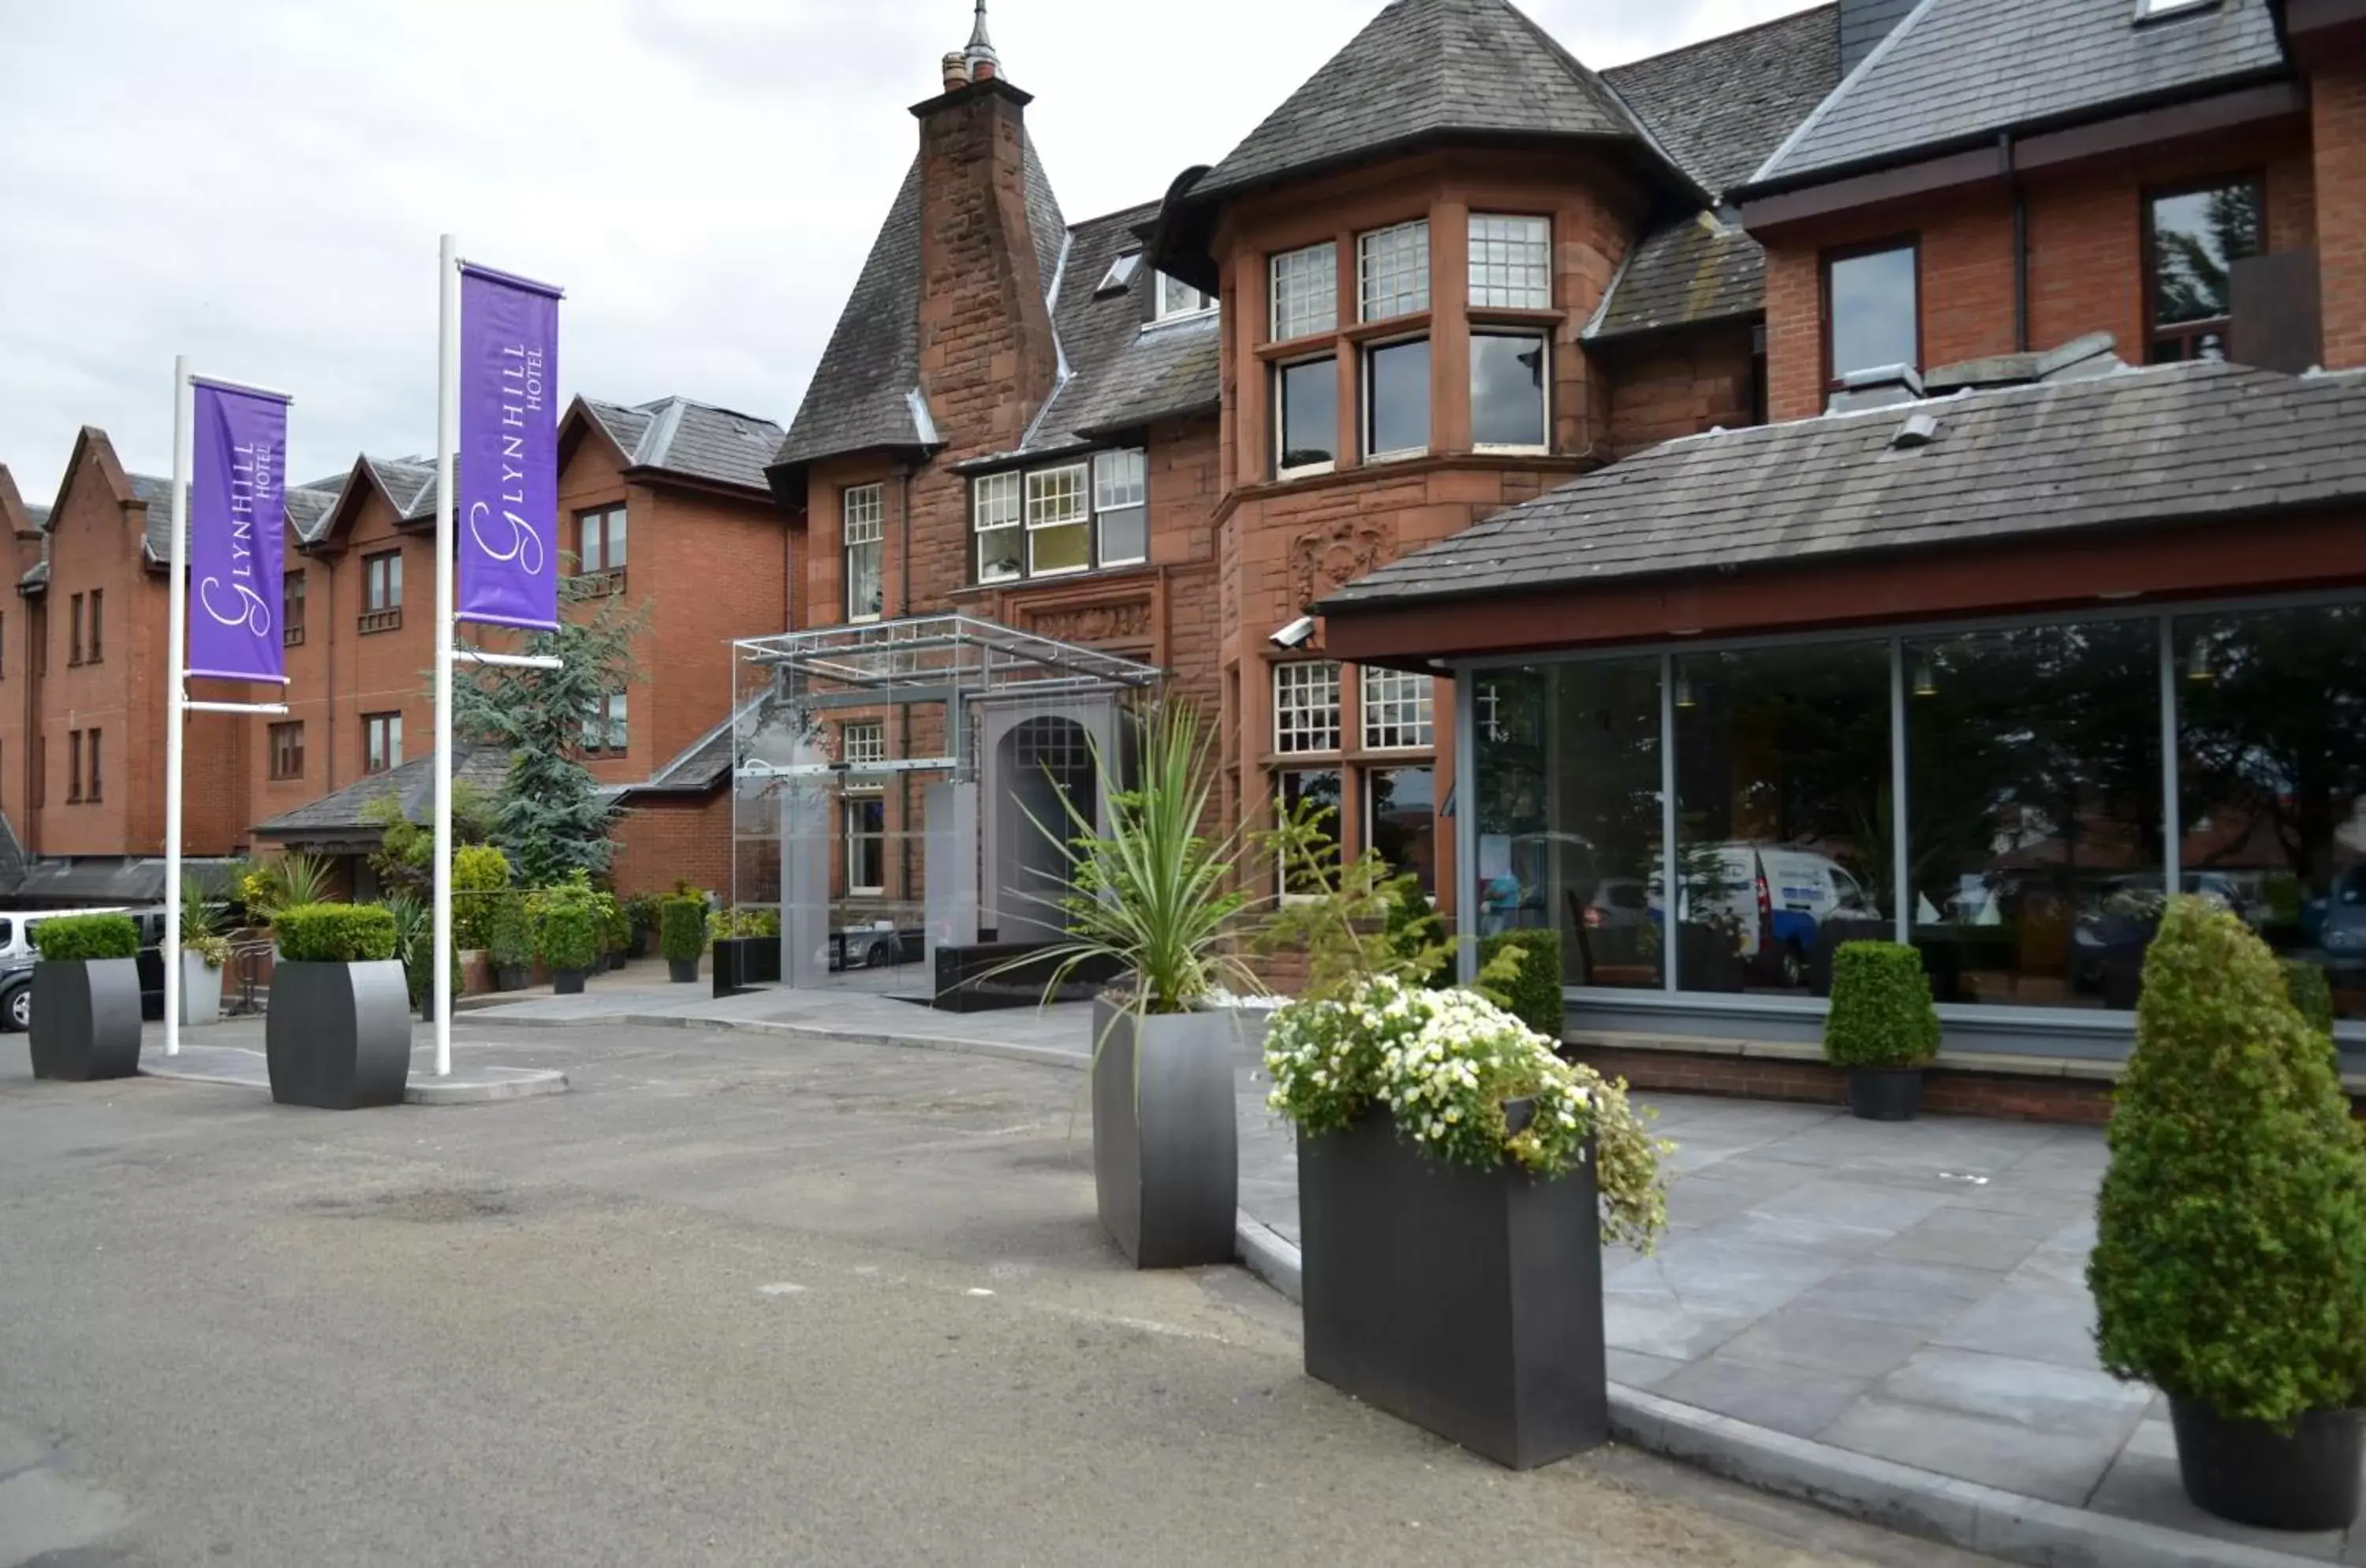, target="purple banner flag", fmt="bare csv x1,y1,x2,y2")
457,262,563,631
188,380,290,684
